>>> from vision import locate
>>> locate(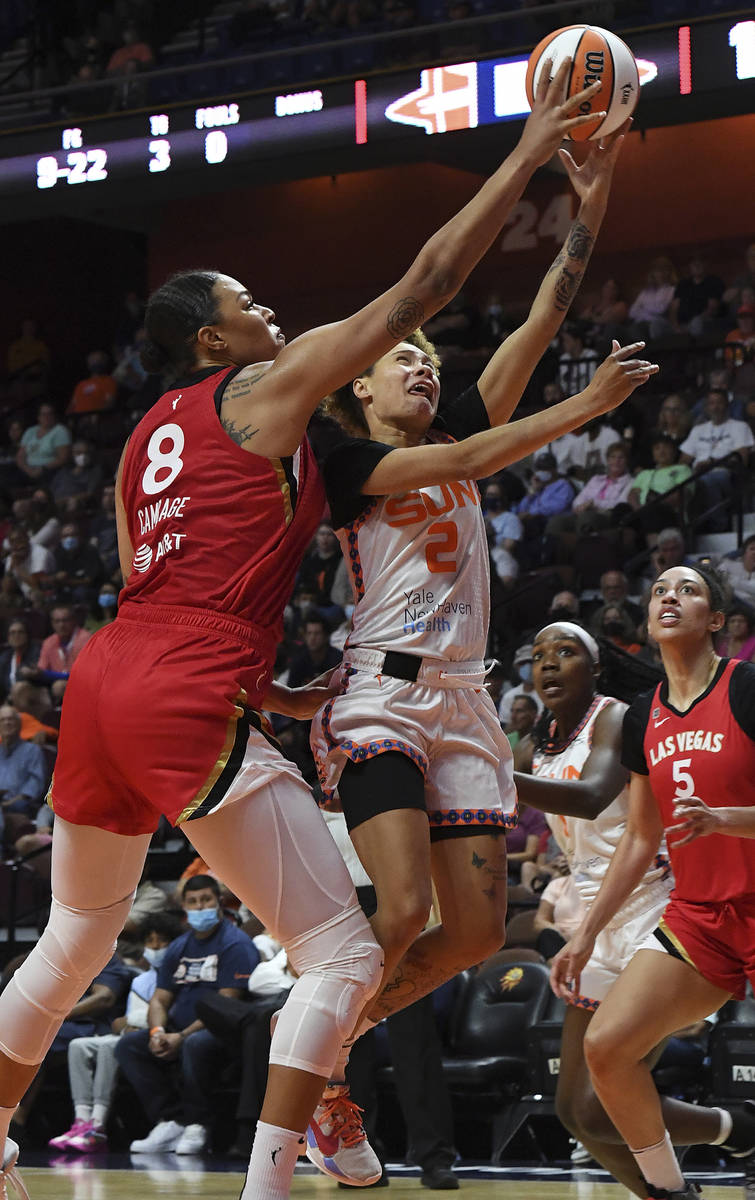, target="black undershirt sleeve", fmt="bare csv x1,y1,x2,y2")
621,690,655,775
435,383,491,441
322,438,396,530
729,661,755,741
